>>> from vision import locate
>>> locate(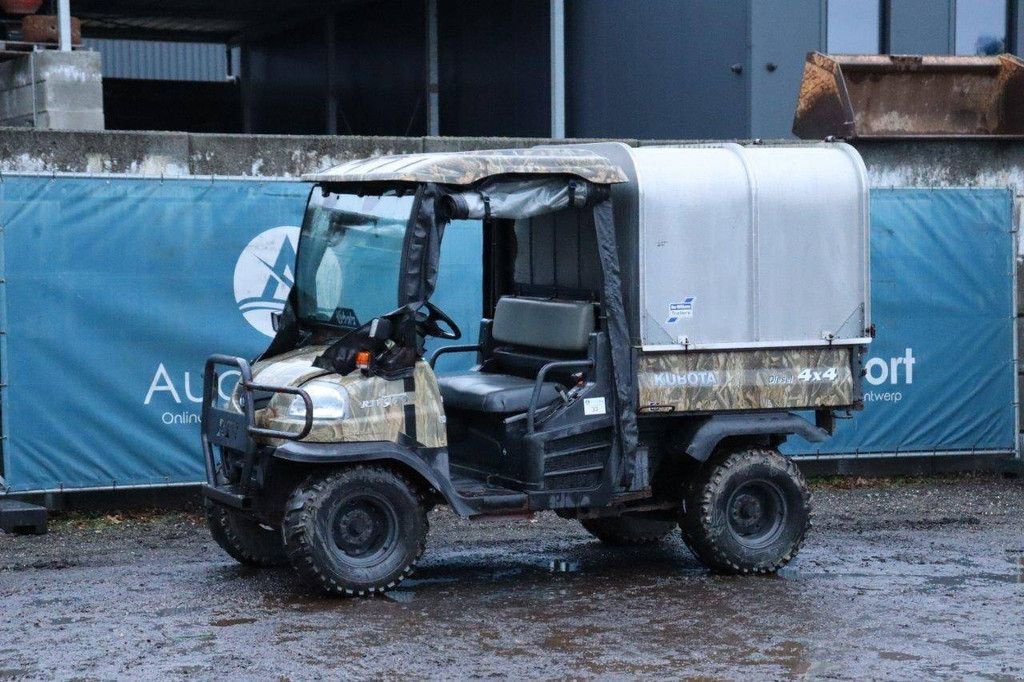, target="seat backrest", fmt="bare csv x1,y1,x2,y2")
491,296,595,353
